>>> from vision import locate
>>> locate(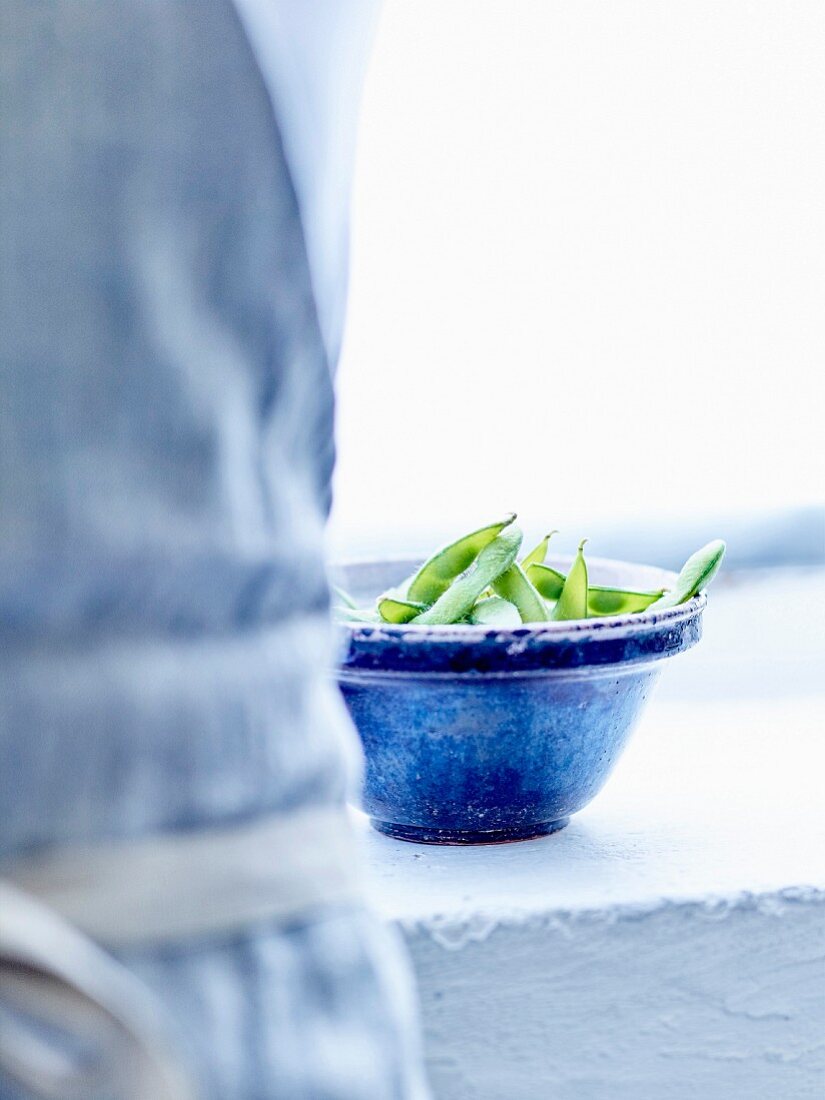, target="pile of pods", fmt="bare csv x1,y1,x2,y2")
334,514,726,627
